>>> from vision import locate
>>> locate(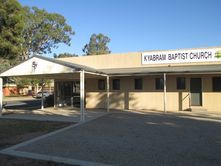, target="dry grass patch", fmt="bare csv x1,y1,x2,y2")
0,119,74,166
